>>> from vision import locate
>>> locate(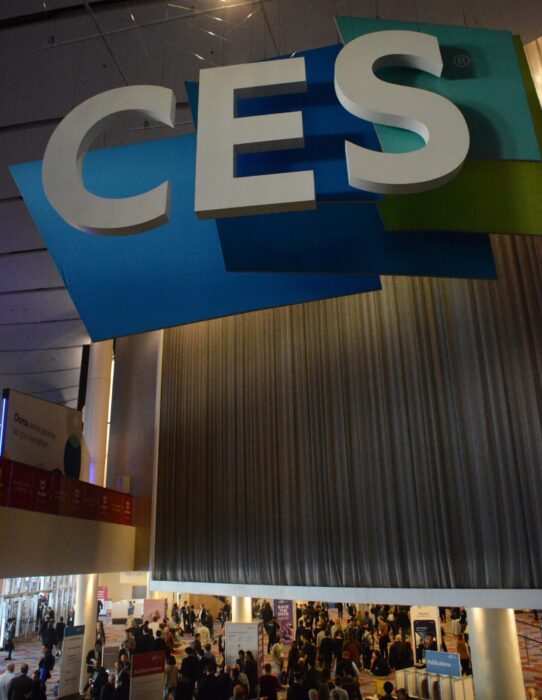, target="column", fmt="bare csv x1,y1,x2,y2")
467,608,524,700
75,574,99,688
231,596,252,623
76,340,113,690
81,340,113,486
